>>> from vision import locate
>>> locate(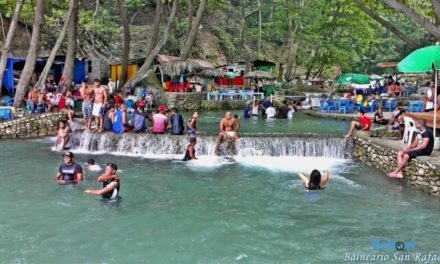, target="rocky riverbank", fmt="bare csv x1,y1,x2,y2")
353,132,440,196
